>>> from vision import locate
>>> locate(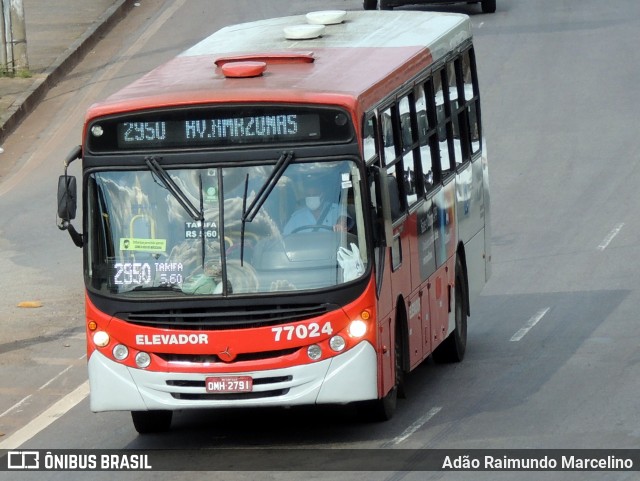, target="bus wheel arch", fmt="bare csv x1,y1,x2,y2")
394,296,409,399
358,297,407,421
455,242,470,317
